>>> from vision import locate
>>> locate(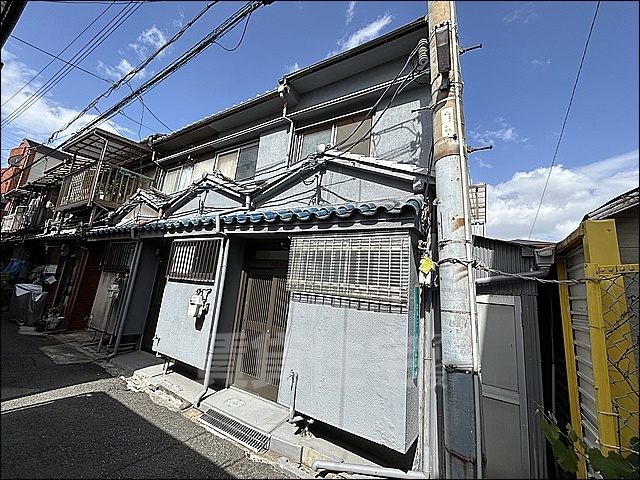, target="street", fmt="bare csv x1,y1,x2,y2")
0,311,294,479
